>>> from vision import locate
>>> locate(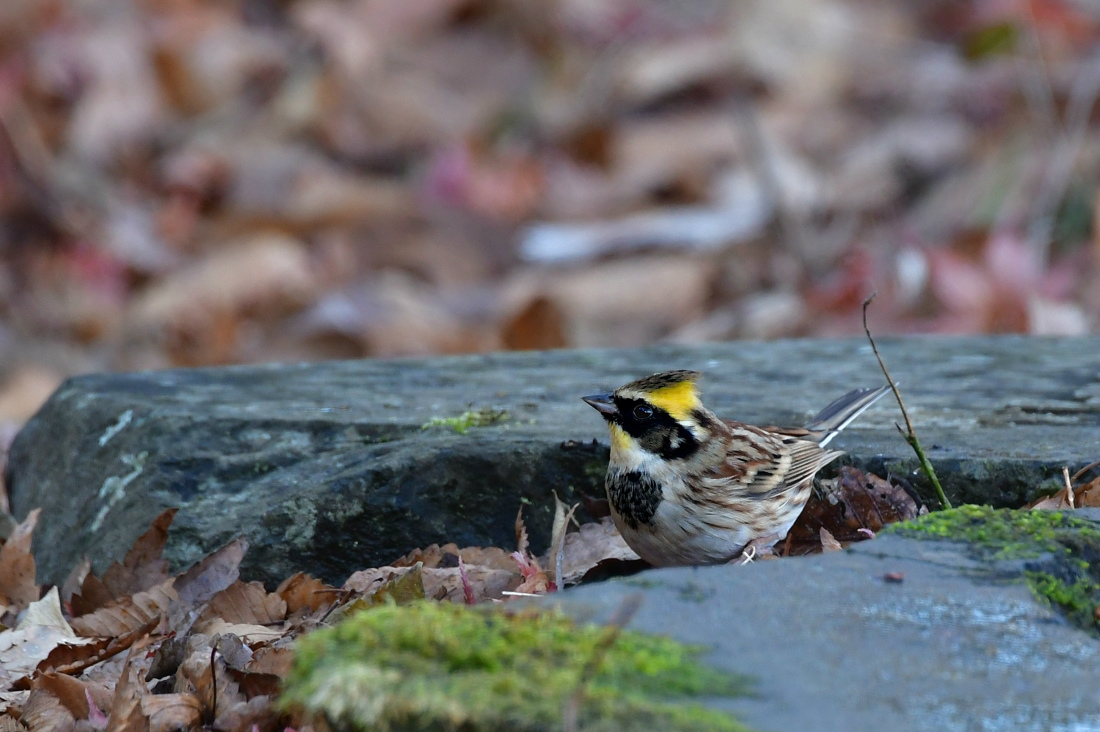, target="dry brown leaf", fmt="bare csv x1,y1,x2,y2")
32,638,111,678
392,543,518,571
222,635,288,699
210,695,275,732
0,509,41,614
225,667,281,700
68,580,175,638
555,517,642,586
786,467,922,555
0,589,99,689
18,588,75,636
275,573,336,615
105,640,152,732
194,620,281,645
59,558,91,612
247,645,292,678
172,538,248,612
140,694,201,732
1029,489,1074,511
101,509,177,599
38,617,160,678
422,566,519,604
0,627,95,691
69,574,114,618
20,687,74,732
1078,477,1100,507
819,527,843,553
31,673,90,721
195,581,286,628
391,544,451,568
2,590,92,689
343,566,412,596
1029,470,1100,510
